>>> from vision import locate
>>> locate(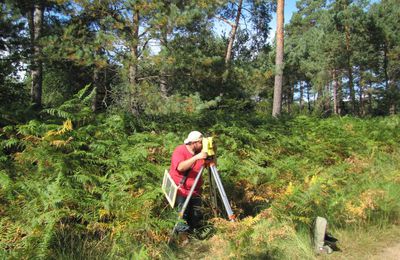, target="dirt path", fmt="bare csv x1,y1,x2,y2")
320,225,400,260
371,242,400,260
